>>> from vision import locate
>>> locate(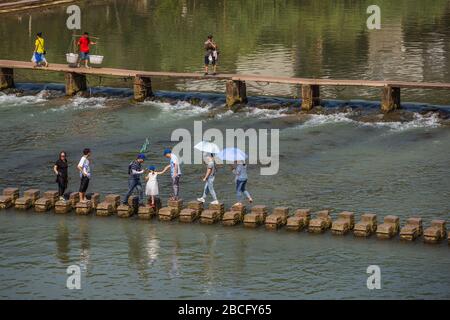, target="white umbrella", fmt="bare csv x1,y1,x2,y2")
216,148,248,161
194,141,220,154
